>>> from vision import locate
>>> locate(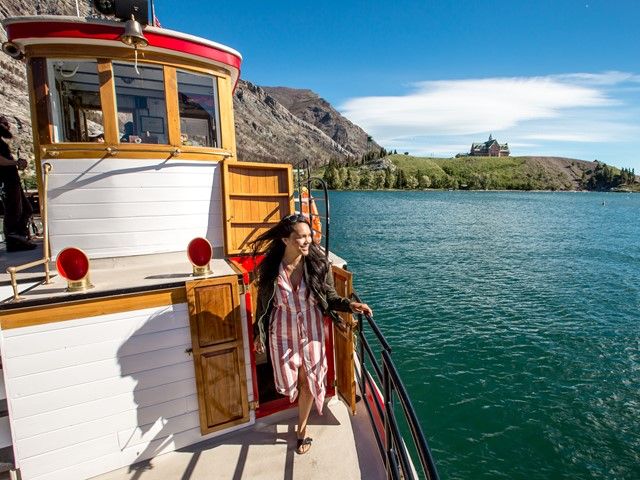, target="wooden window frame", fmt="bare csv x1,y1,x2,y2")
97,59,119,144
175,68,223,149
28,45,236,162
